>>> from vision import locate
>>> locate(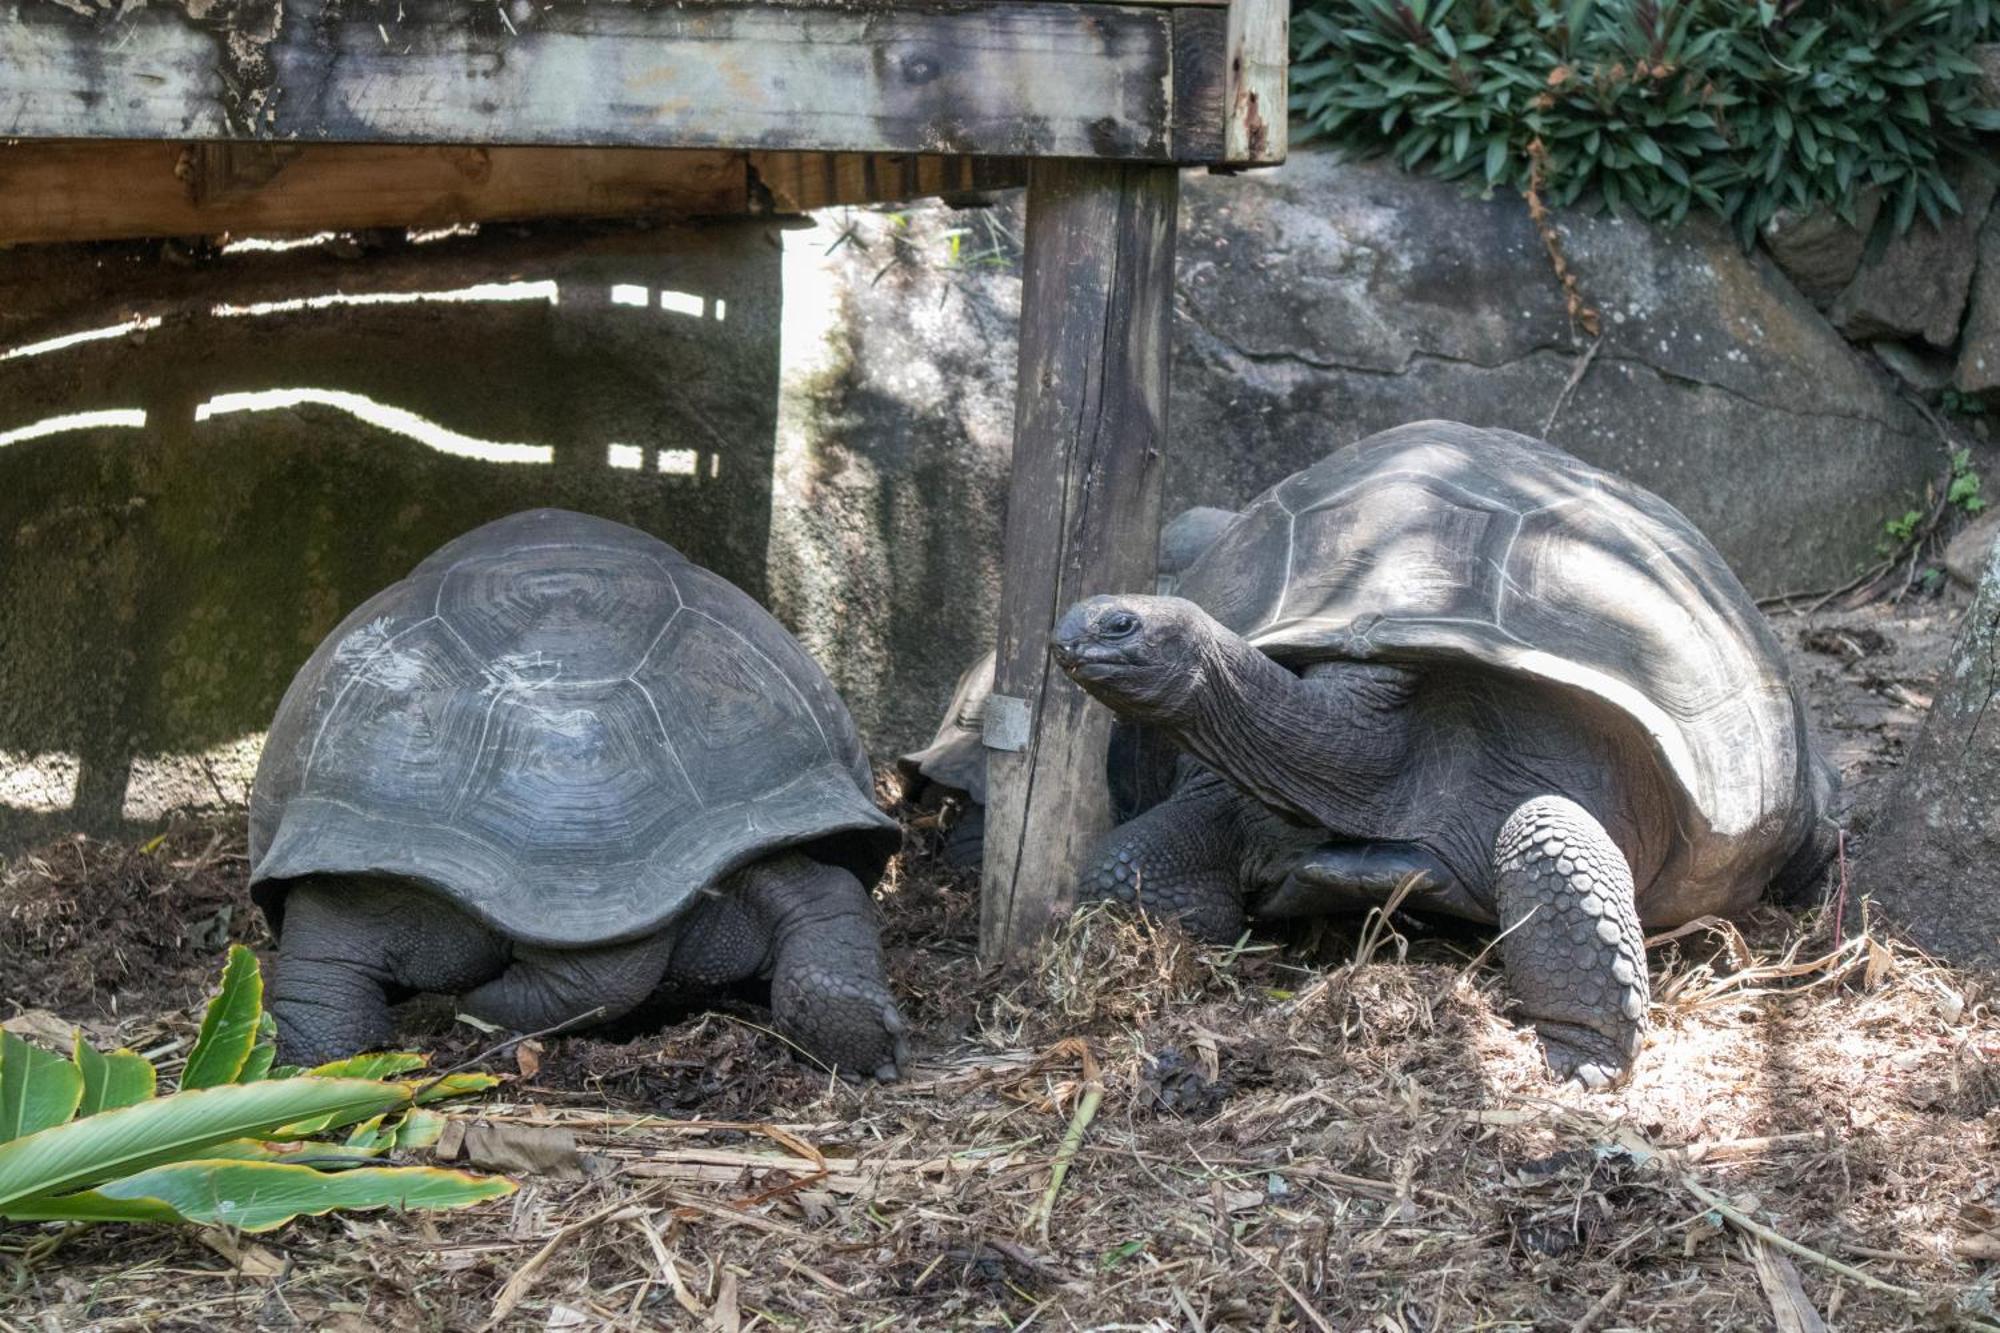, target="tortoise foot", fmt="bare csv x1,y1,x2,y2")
1491,795,1648,1091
